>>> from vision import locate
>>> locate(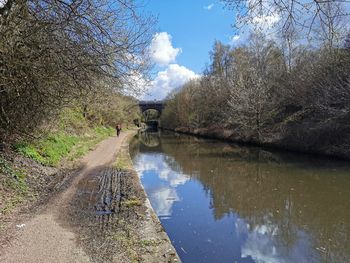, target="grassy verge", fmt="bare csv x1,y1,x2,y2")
13,107,116,167
65,126,115,162
0,158,28,215
14,126,114,167
1,126,114,217
114,132,136,170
